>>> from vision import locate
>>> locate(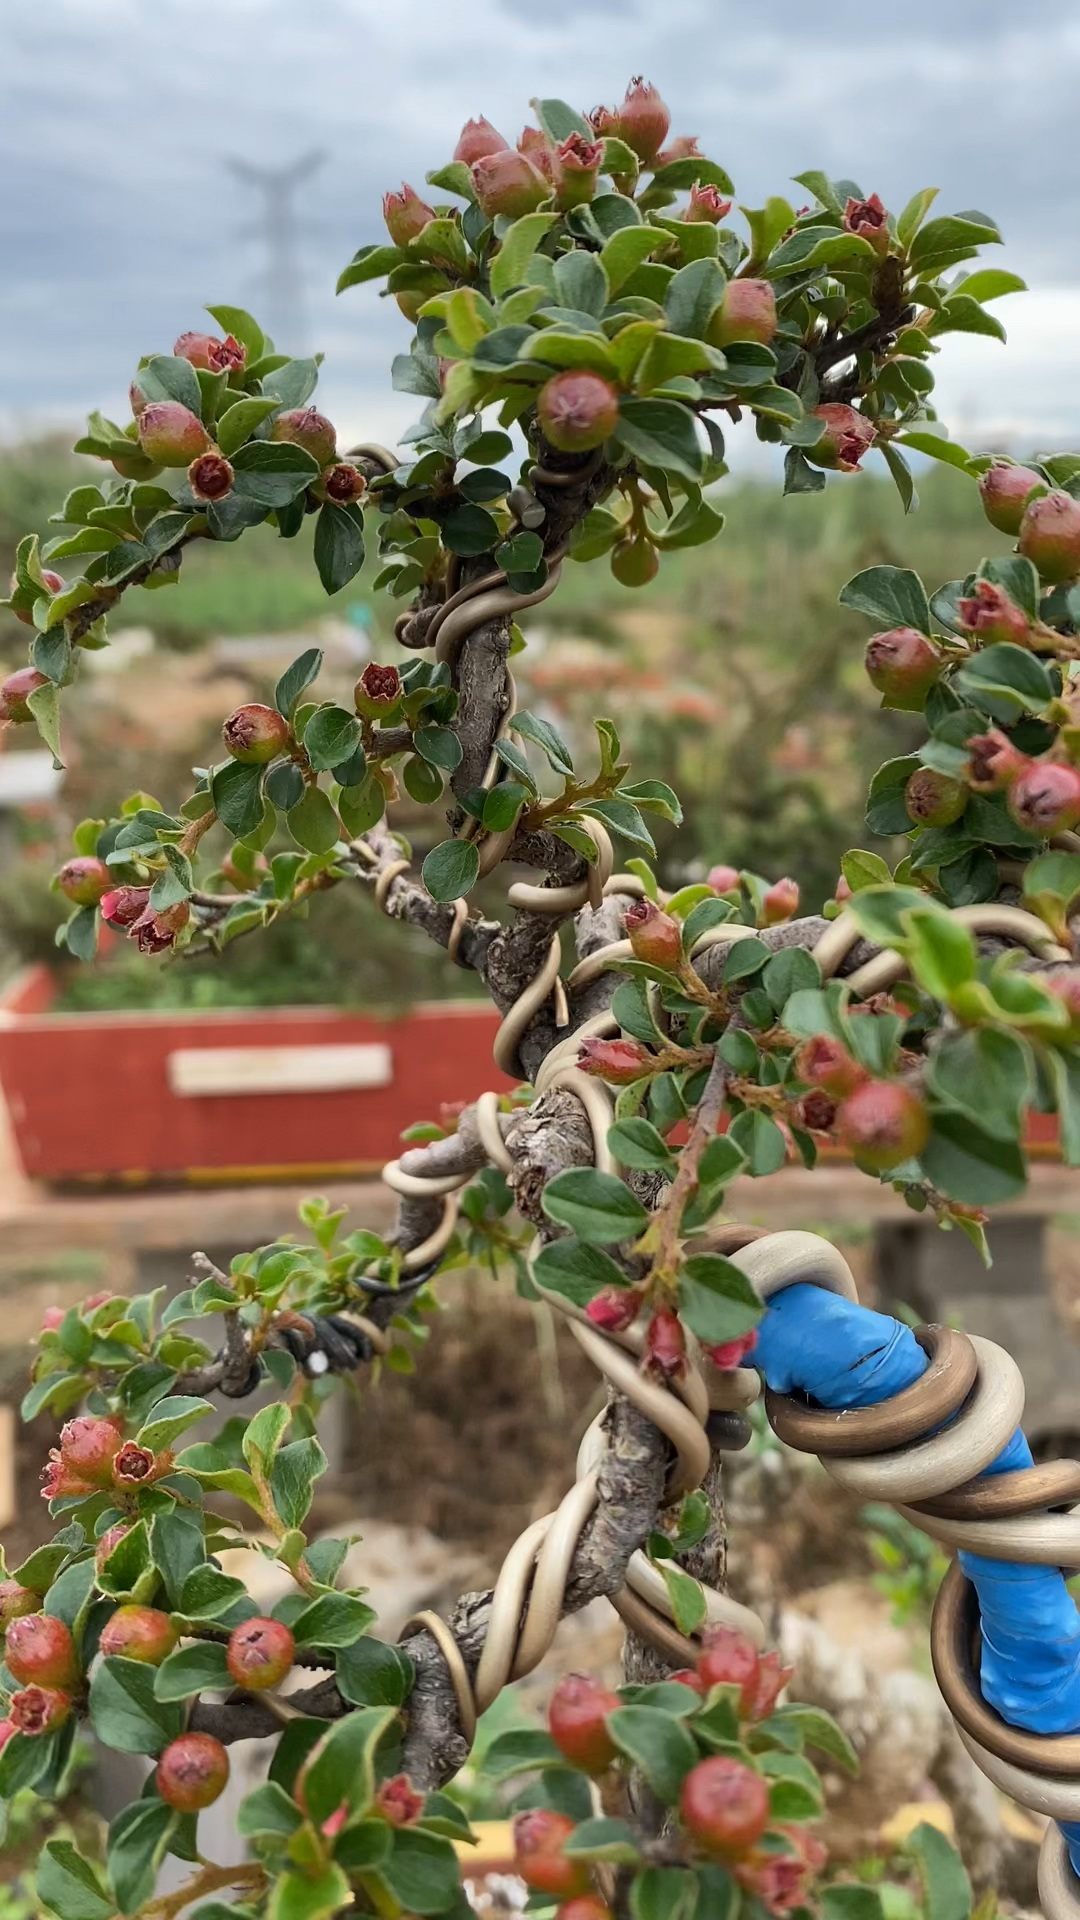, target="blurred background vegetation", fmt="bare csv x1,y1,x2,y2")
0,438,1012,1015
